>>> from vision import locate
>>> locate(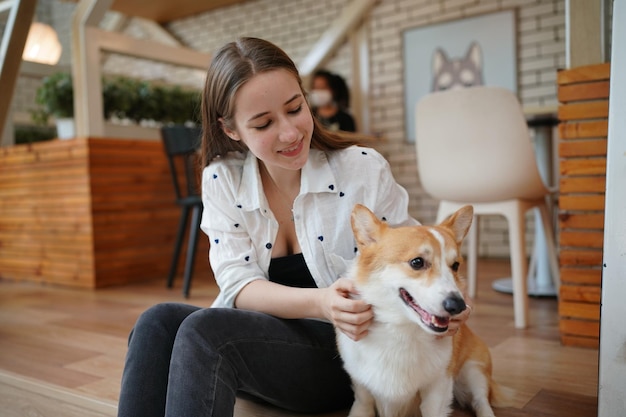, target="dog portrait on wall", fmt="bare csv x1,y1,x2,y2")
403,10,517,142
431,42,484,92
